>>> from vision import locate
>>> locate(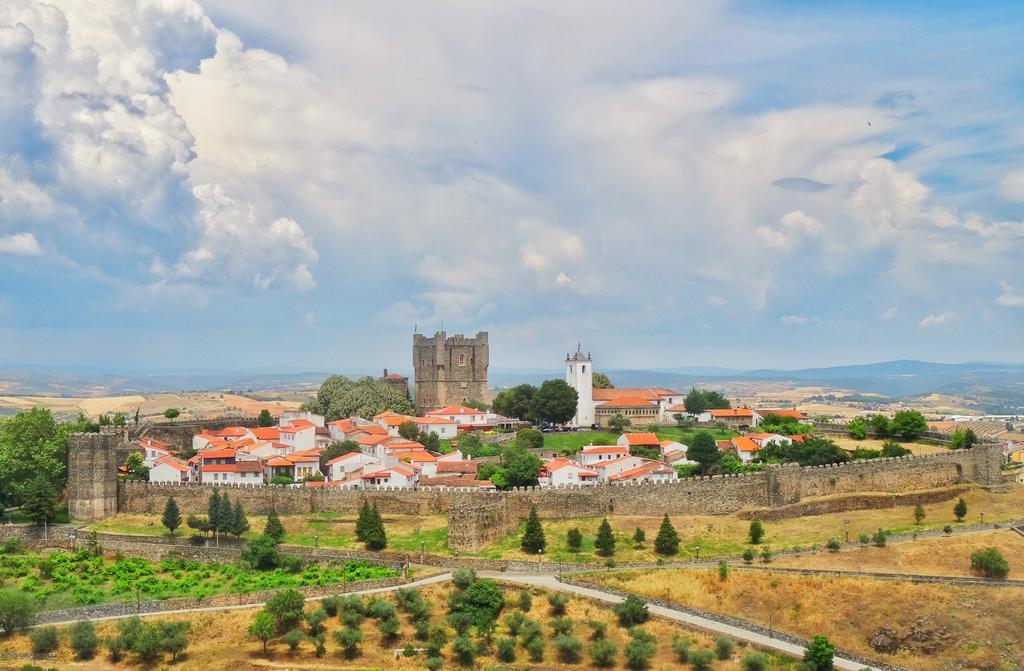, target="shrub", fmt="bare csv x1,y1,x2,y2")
632,527,646,548
547,593,568,616
378,615,401,643
496,637,517,662
803,635,835,671
367,597,398,620
504,611,527,636
871,529,887,548
321,596,340,617
402,643,417,657
715,636,734,660
334,627,363,659
742,548,755,564
954,497,968,522
105,634,126,662
266,589,306,632
718,561,729,581
520,506,546,554
69,620,98,659
425,655,444,671
858,533,870,545
671,636,691,662
282,628,305,652
654,515,680,555
826,538,842,552
305,607,328,637
595,518,616,557
30,626,60,654
742,652,770,671
623,628,656,670
943,525,954,535
526,636,545,662
748,520,765,544
614,594,650,627
590,638,618,667
689,648,716,670
588,619,607,640
0,590,37,634
517,590,532,612
567,527,583,552
341,609,364,629
519,619,543,645
555,633,583,663
971,547,1010,578
452,568,477,590
549,617,574,636
760,546,773,563
248,610,275,655
452,634,476,666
